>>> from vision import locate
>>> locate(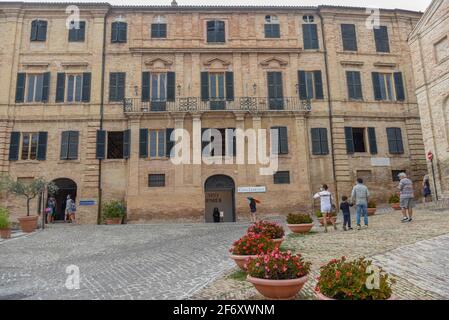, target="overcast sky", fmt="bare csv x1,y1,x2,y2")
10,0,432,12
